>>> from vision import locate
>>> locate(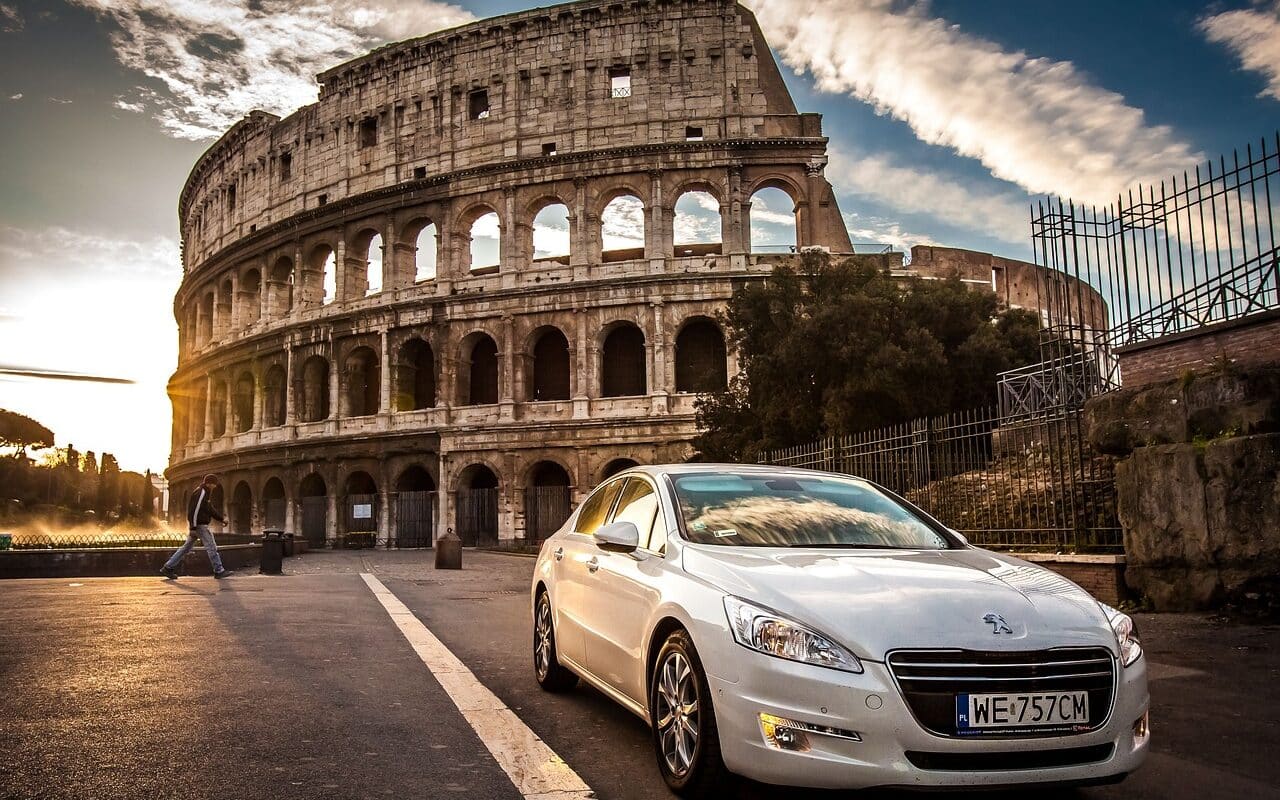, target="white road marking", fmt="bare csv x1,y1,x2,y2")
361,573,595,800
